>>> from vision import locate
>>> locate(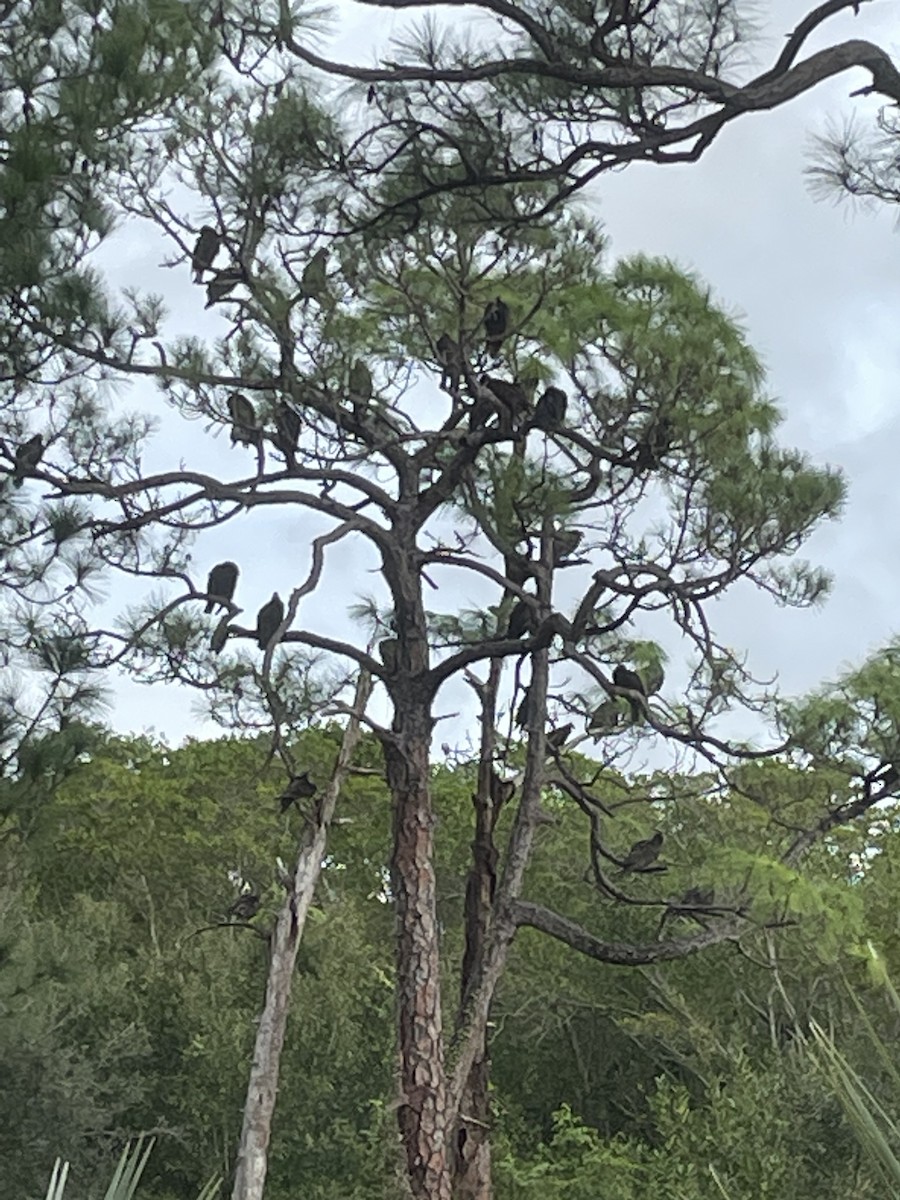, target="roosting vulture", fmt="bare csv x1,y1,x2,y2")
277,771,317,813
612,664,647,721
227,891,261,921
12,433,44,485
301,248,328,300
483,297,510,358
191,225,222,281
506,599,537,639
348,360,373,401
209,617,231,655
514,684,532,729
545,723,573,753
550,529,582,567
633,416,674,471
228,393,258,447
619,830,663,874
436,333,463,391
205,561,239,613
480,375,528,421
490,771,516,807
205,266,244,307
256,592,285,650
587,699,625,736
530,386,567,432
273,403,302,462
